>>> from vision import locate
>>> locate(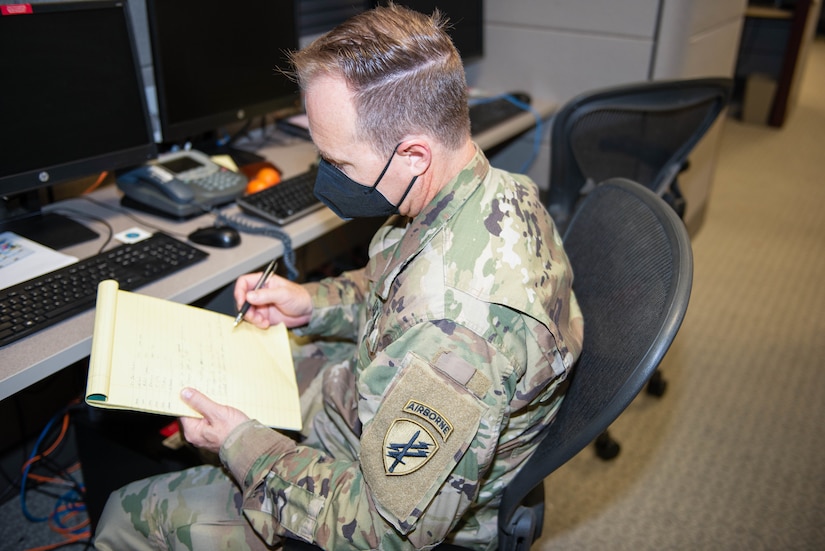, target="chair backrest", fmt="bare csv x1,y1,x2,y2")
545,77,732,233
497,178,694,550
